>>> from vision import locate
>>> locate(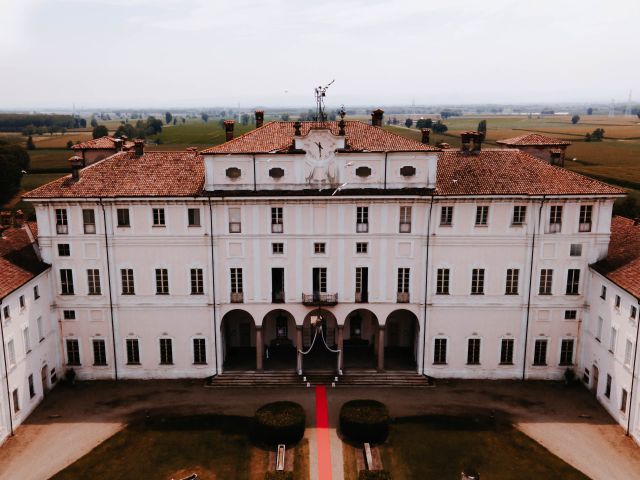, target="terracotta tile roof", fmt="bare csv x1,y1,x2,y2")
71,136,135,150
496,133,571,146
592,216,640,299
0,224,49,299
200,121,440,154
24,151,203,198
436,149,625,196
